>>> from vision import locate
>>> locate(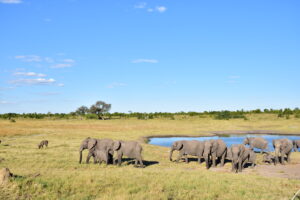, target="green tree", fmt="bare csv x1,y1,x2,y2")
89,101,111,120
